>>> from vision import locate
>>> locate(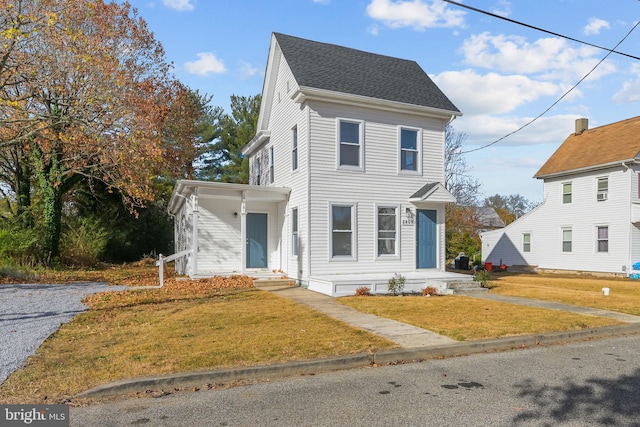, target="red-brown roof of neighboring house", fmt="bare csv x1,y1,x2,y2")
535,116,640,178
